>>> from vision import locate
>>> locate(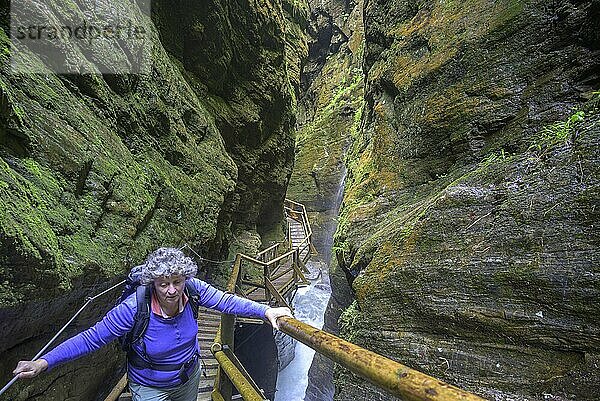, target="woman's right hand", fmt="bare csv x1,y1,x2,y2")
13,359,48,379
